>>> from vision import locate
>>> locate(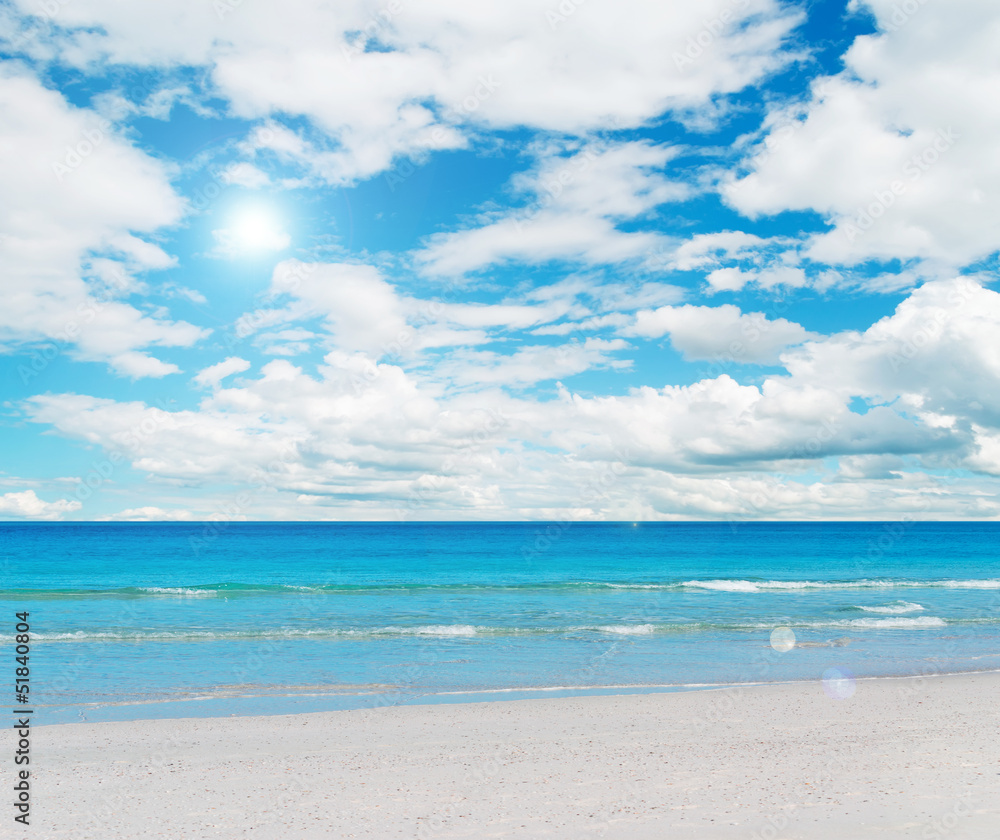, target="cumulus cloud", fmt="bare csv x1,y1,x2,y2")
658,231,814,294
21,278,1000,519
0,66,206,377
18,358,991,520
668,231,768,271
780,278,1000,420
239,259,671,365
837,454,905,480
0,490,81,520
220,162,271,188
4,0,998,521
6,0,803,183
100,506,197,521
417,141,689,276
542,375,942,474
436,339,631,387
242,261,411,356
724,0,1000,270
625,304,817,363
193,357,252,389
706,267,756,293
